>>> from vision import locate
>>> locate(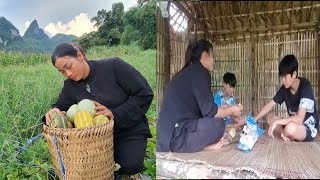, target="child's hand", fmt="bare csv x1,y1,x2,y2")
268,121,278,138
234,115,246,126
